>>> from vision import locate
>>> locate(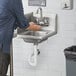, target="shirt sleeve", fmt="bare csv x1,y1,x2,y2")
13,0,29,28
